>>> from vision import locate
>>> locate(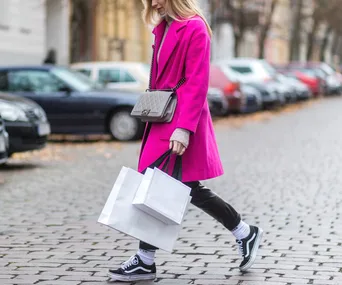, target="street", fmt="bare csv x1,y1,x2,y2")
0,98,342,285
